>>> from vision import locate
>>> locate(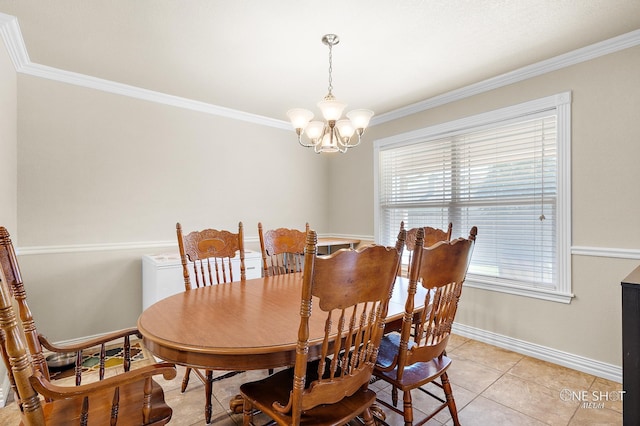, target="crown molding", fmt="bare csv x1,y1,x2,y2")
0,13,29,69
1,13,639,129
371,29,640,125
0,13,289,130
21,62,290,129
